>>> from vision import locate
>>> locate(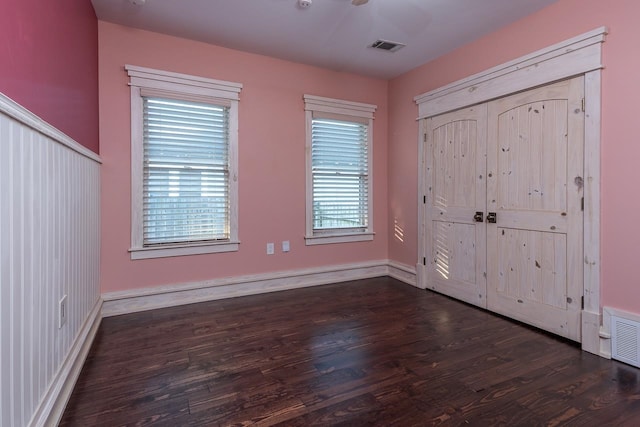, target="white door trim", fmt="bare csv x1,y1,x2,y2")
414,27,606,119
415,27,606,356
